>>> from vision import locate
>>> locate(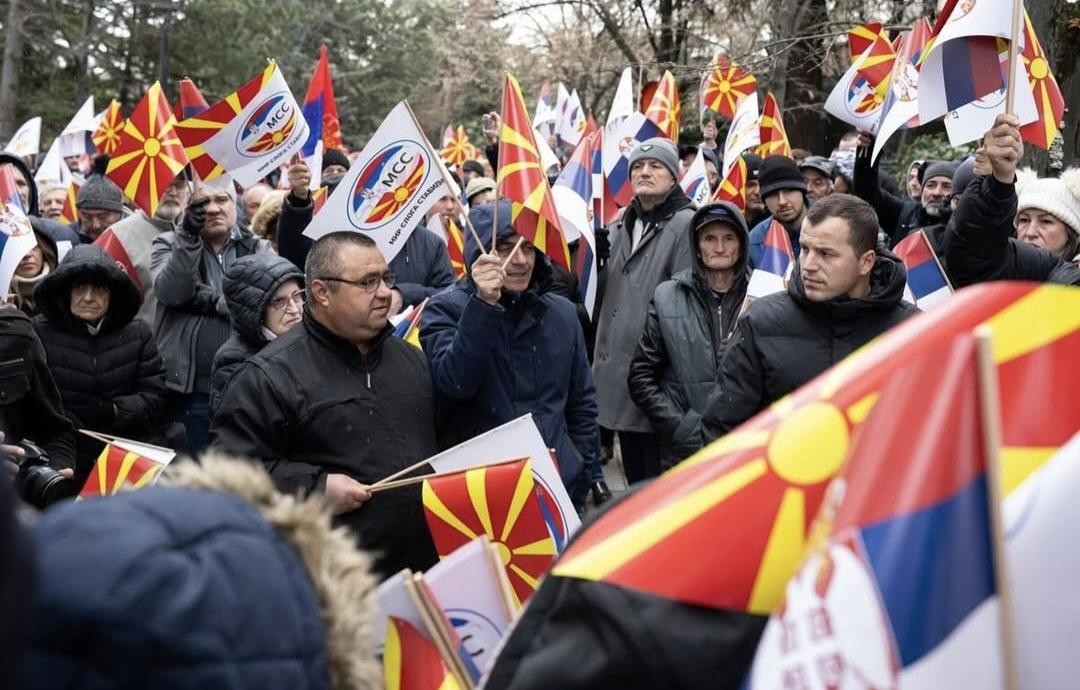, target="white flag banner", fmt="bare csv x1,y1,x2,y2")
825,45,888,131
4,117,41,158
0,200,38,298
606,68,636,130
303,101,446,264
557,88,586,148
34,138,72,187
199,63,310,187
373,570,428,659
679,148,712,207
722,91,760,174
943,54,1038,146
59,96,96,156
